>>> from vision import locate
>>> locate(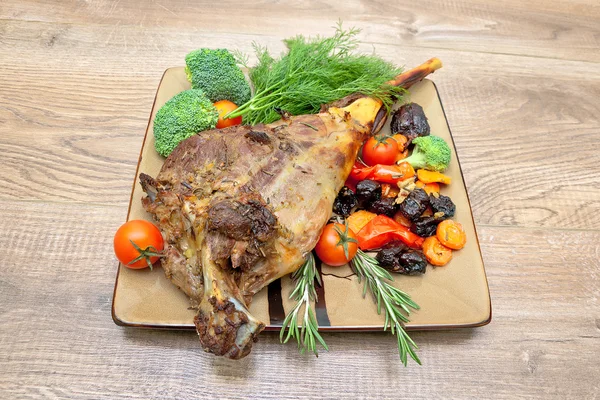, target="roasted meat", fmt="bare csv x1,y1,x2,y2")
140,58,442,359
